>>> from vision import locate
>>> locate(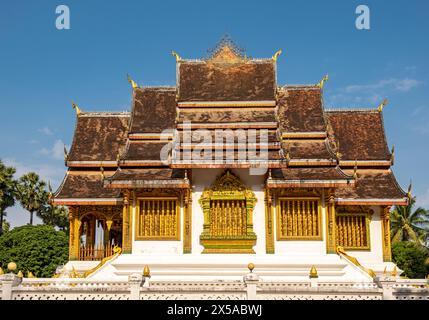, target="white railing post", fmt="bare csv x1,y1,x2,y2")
375,276,396,300
1,274,22,300
128,273,142,300
243,271,260,300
